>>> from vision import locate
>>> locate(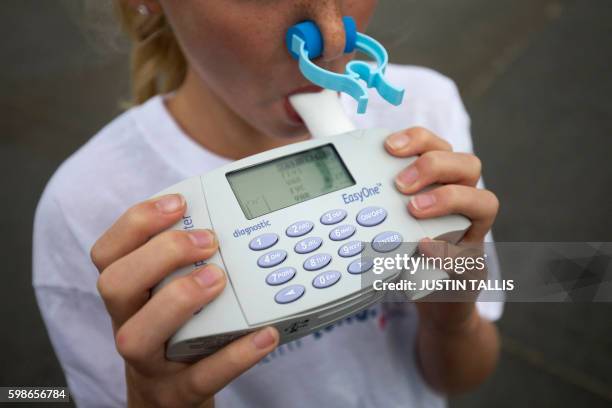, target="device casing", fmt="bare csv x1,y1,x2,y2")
152,129,470,362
